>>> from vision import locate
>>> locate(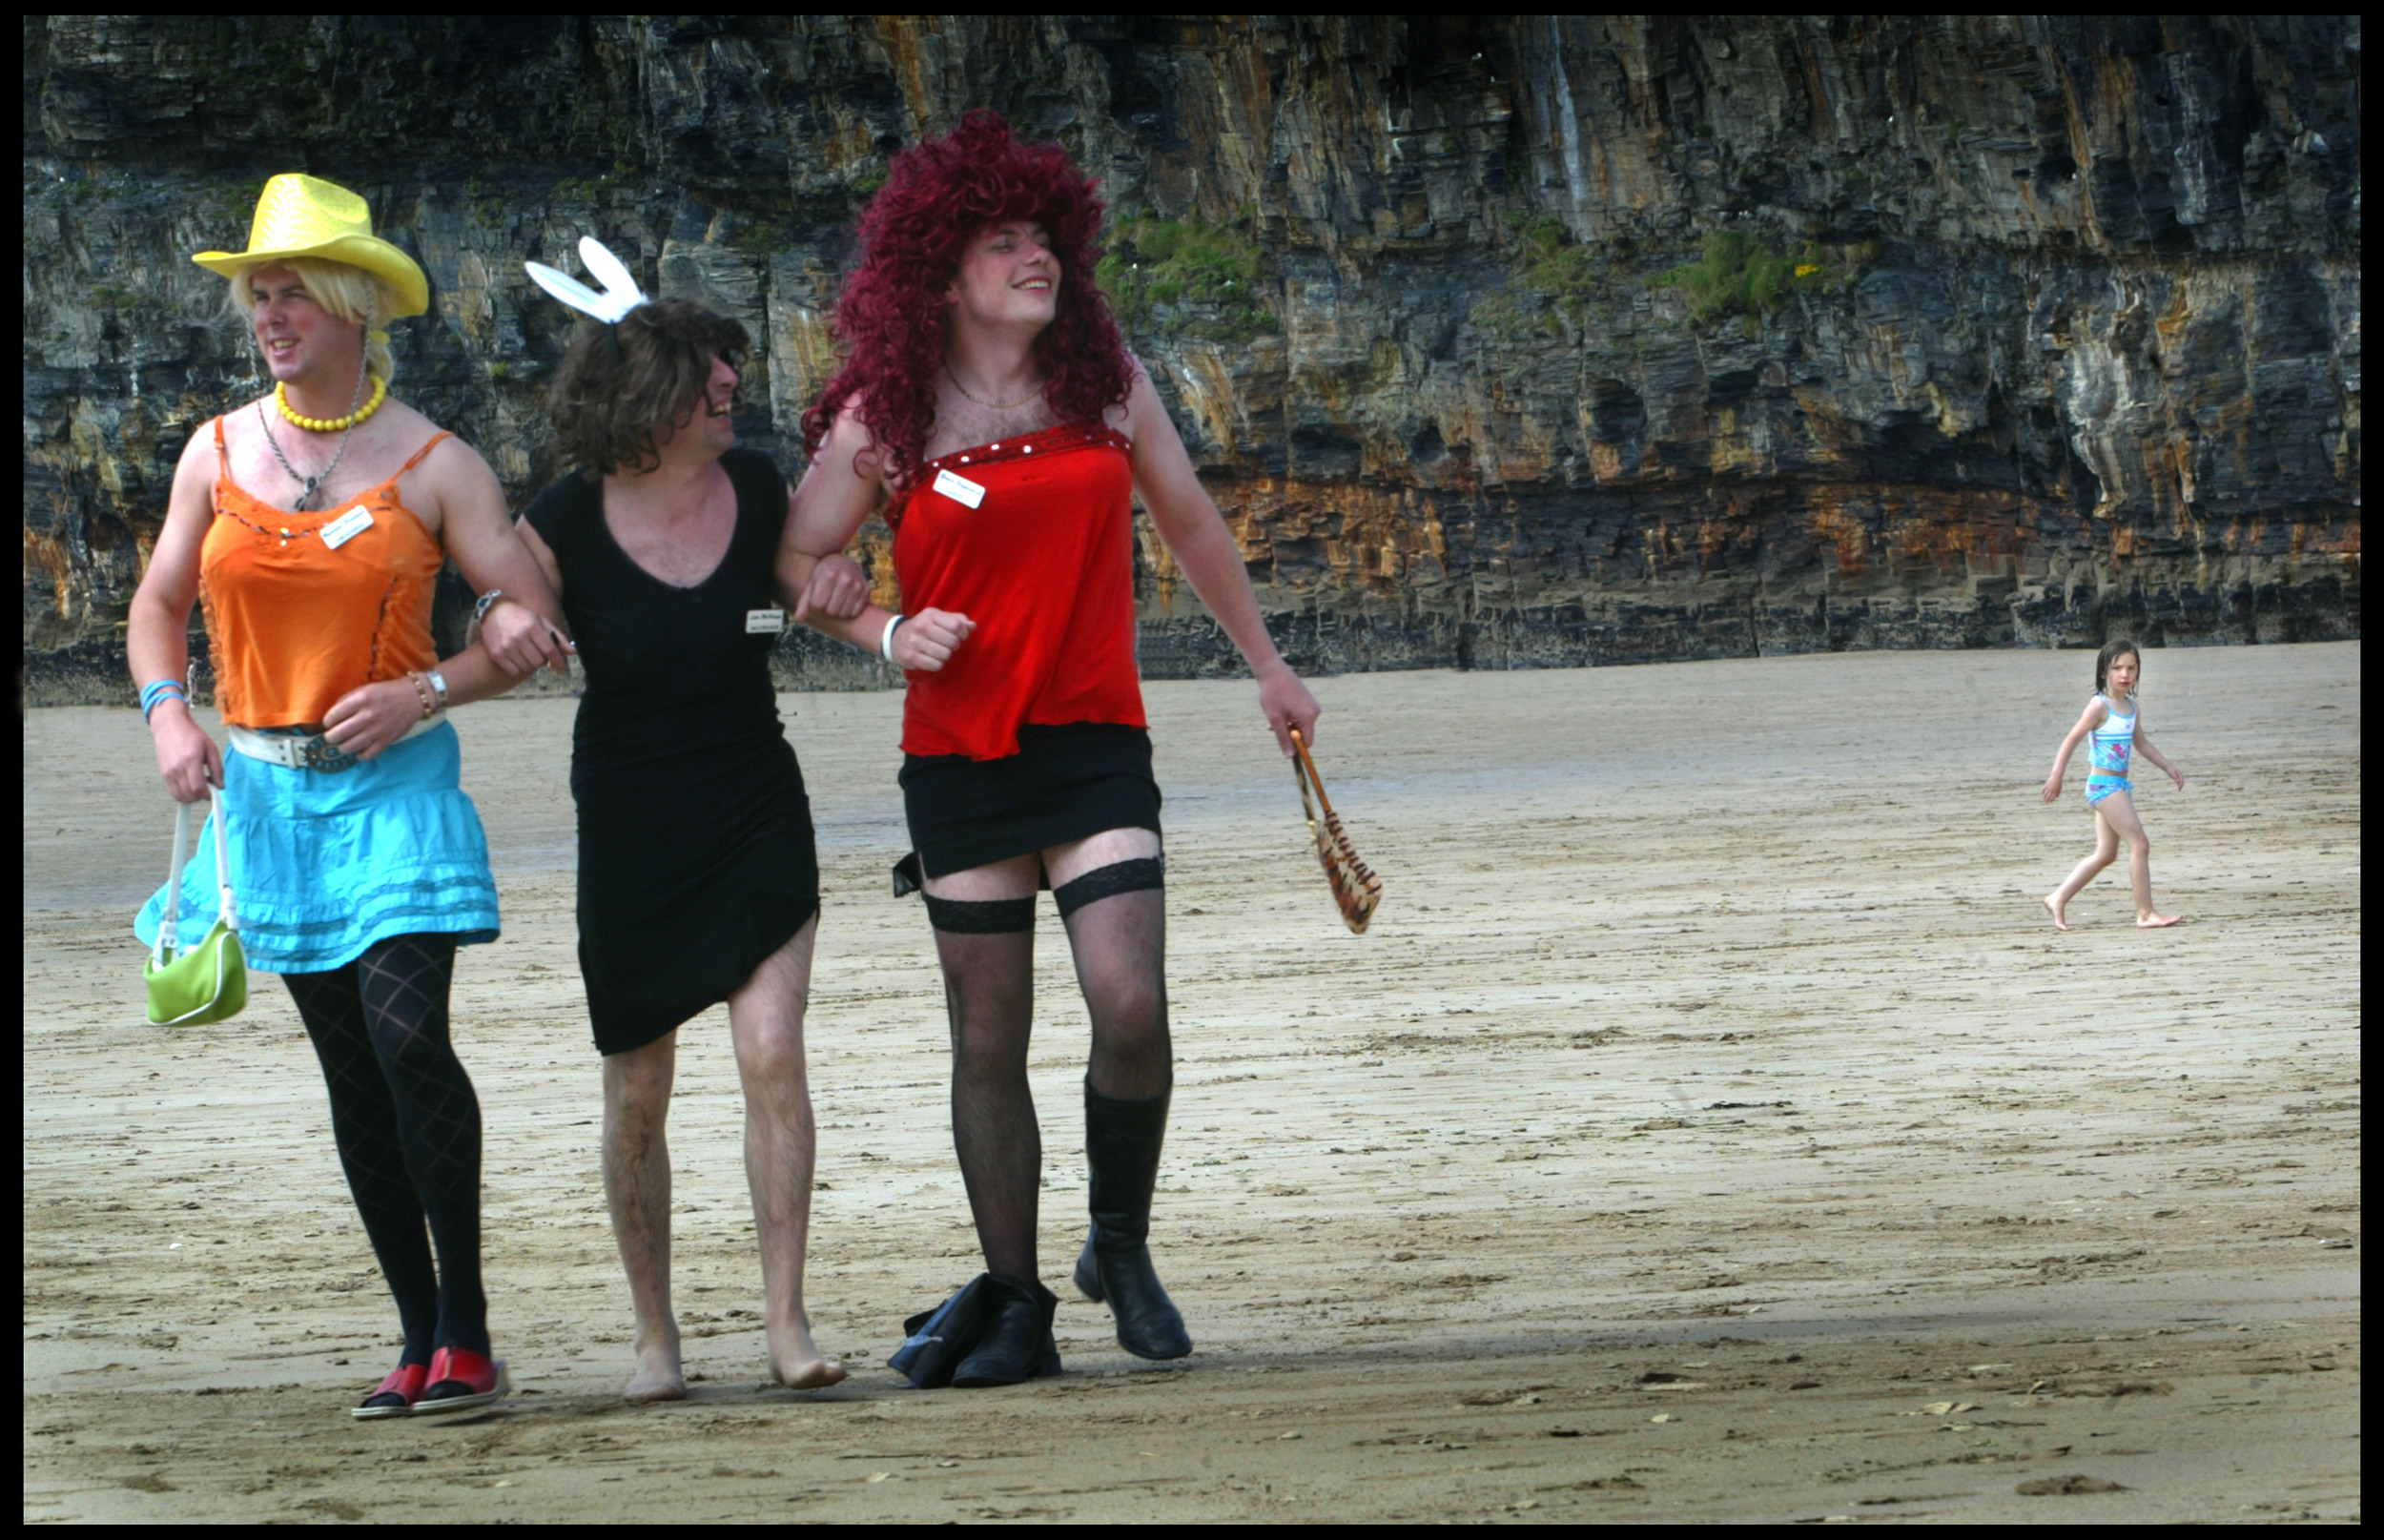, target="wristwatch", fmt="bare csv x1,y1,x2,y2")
425,667,450,709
